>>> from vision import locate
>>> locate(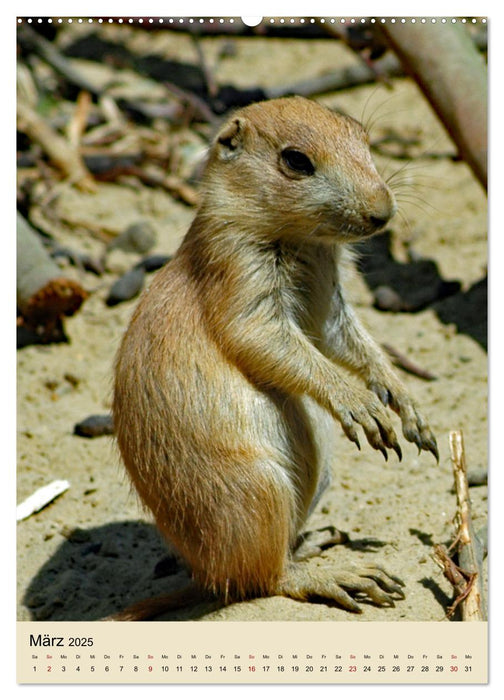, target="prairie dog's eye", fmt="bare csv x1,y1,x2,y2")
281,149,315,176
